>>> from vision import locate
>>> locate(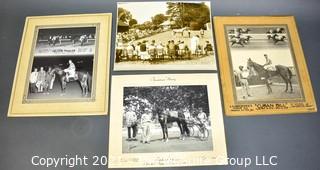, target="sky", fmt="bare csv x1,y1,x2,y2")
231,48,295,71
118,1,211,24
